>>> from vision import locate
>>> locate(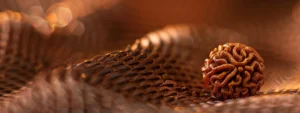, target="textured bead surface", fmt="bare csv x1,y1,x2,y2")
202,43,265,99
